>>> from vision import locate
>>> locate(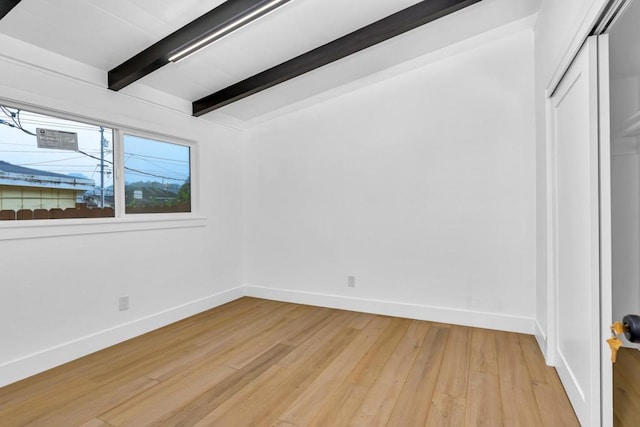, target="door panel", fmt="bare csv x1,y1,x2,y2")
550,35,608,426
